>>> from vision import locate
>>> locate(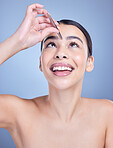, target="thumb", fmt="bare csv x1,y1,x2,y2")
41,27,59,40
